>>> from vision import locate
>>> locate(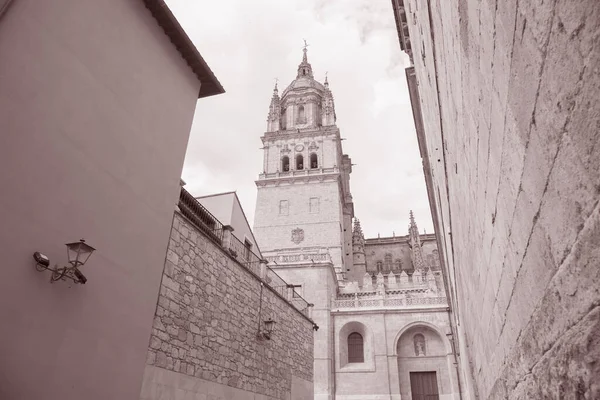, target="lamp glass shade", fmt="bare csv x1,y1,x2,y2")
66,239,96,267
264,318,276,334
